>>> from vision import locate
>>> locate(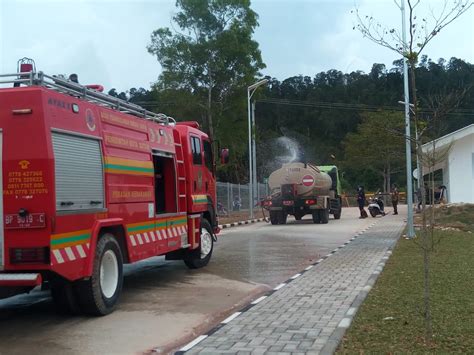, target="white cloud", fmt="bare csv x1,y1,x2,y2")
1,0,473,90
